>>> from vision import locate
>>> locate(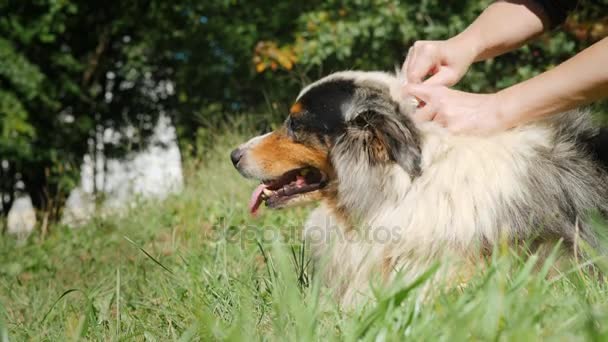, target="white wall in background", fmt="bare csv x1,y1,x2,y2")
6,196,36,238
62,115,184,226
61,188,95,227
6,116,184,231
